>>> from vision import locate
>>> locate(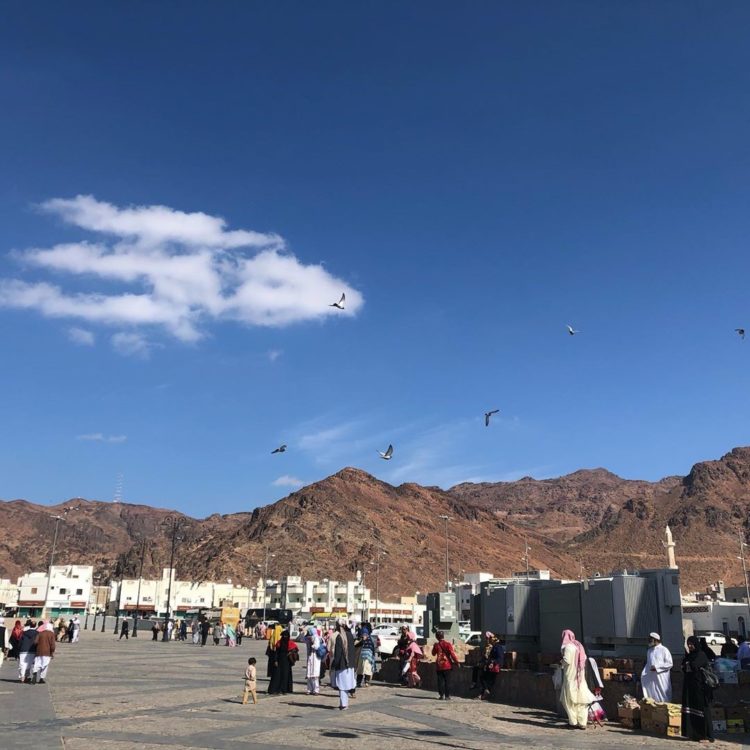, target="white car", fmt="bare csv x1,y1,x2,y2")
372,626,401,657
461,631,482,648
698,631,726,646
